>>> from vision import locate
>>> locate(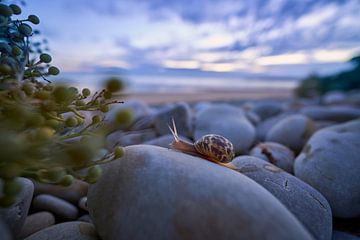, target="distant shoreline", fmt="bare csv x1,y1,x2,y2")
117,88,294,105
